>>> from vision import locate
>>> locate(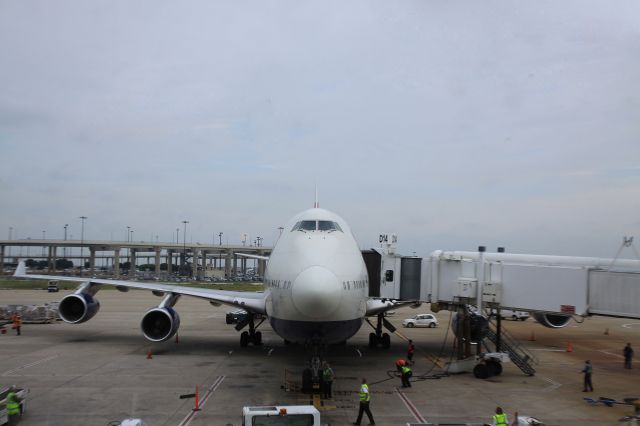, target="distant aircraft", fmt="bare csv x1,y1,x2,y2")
14,205,413,389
